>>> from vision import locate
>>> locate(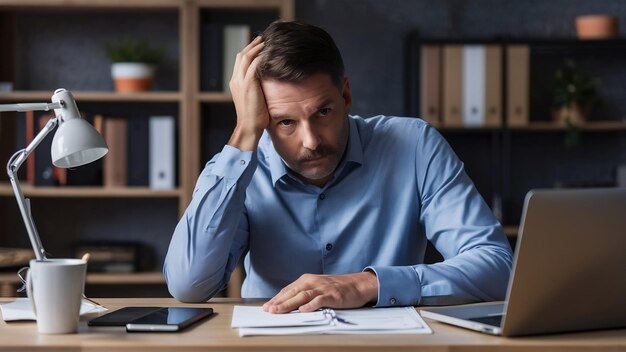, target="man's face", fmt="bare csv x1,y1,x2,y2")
262,73,352,187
